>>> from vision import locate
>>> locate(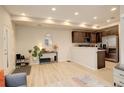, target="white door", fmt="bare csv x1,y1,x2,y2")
3,26,9,74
